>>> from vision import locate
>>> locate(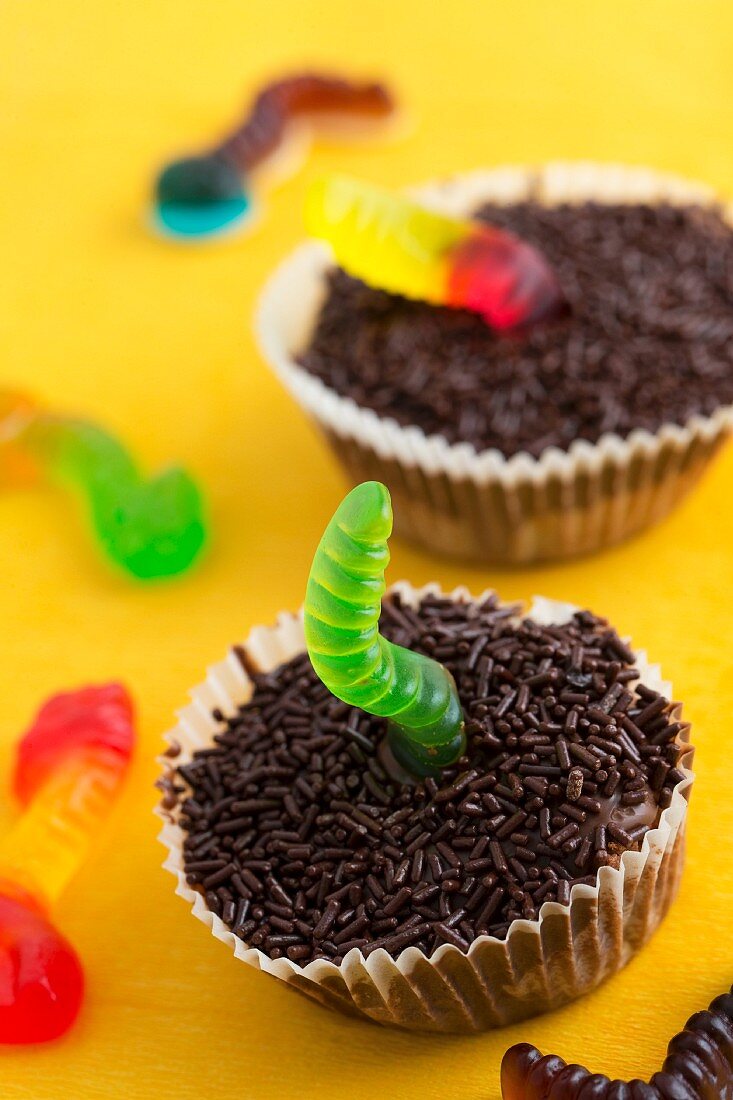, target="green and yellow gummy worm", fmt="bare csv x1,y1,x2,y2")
304,481,465,777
